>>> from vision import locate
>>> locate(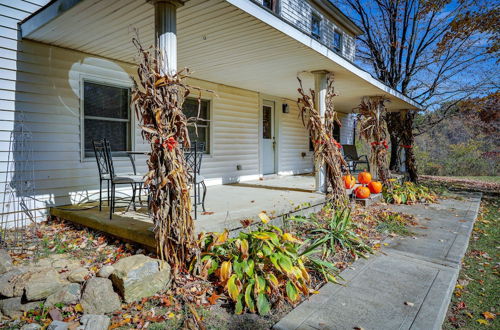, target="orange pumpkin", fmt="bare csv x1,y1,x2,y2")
358,170,372,185
343,175,356,189
355,186,371,199
368,181,382,194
